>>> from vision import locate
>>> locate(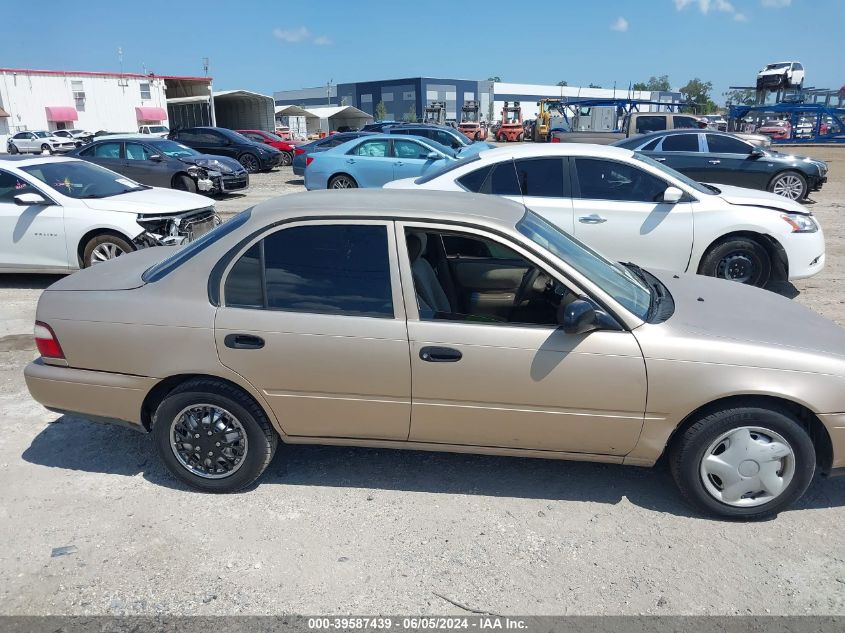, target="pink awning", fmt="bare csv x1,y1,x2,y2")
45,106,78,121
135,106,167,121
